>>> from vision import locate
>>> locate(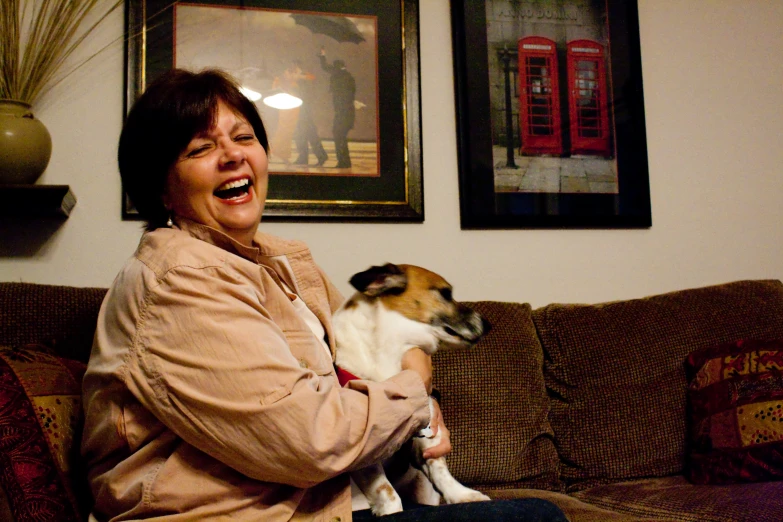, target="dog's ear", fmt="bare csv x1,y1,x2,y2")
349,263,407,297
